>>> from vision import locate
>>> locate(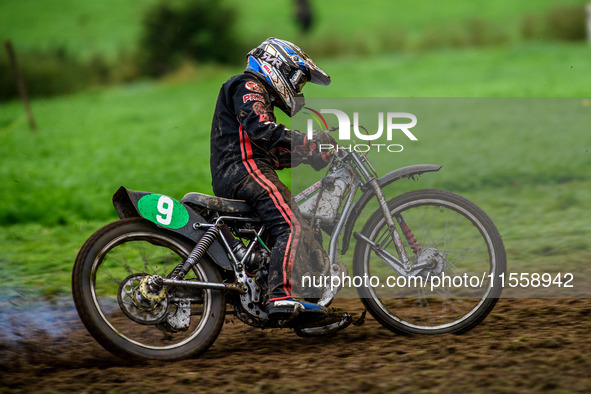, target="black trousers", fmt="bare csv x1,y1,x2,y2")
233,164,301,301
214,162,328,301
